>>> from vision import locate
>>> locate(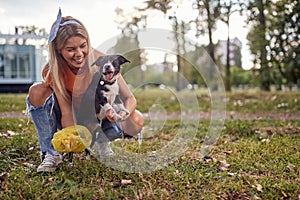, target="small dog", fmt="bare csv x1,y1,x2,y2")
77,54,130,127
92,54,131,122
74,55,130,162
